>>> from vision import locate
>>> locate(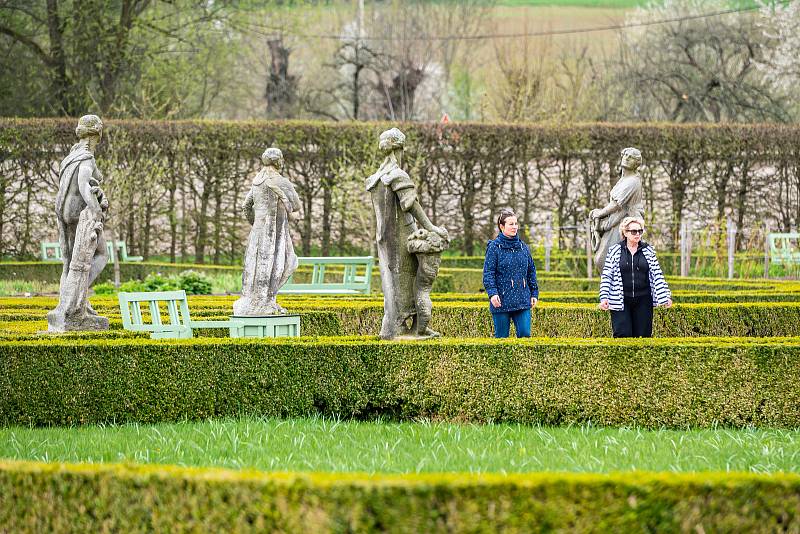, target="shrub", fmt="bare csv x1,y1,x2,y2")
1,460,799,533
87,271,214,296
177,270,213,295
2,337,799,427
